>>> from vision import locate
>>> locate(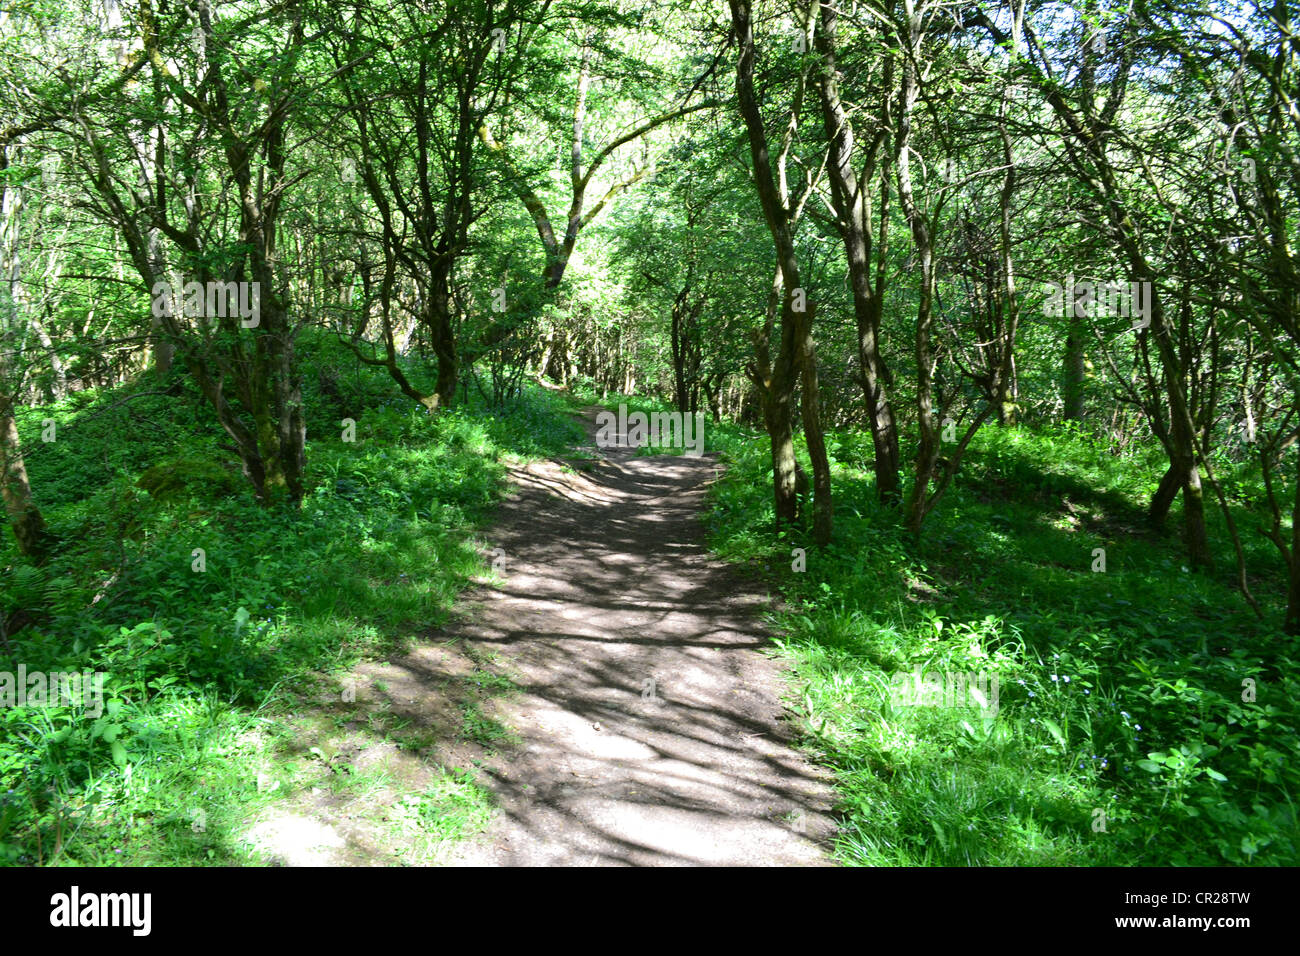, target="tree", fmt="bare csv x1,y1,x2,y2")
729,0,832,545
